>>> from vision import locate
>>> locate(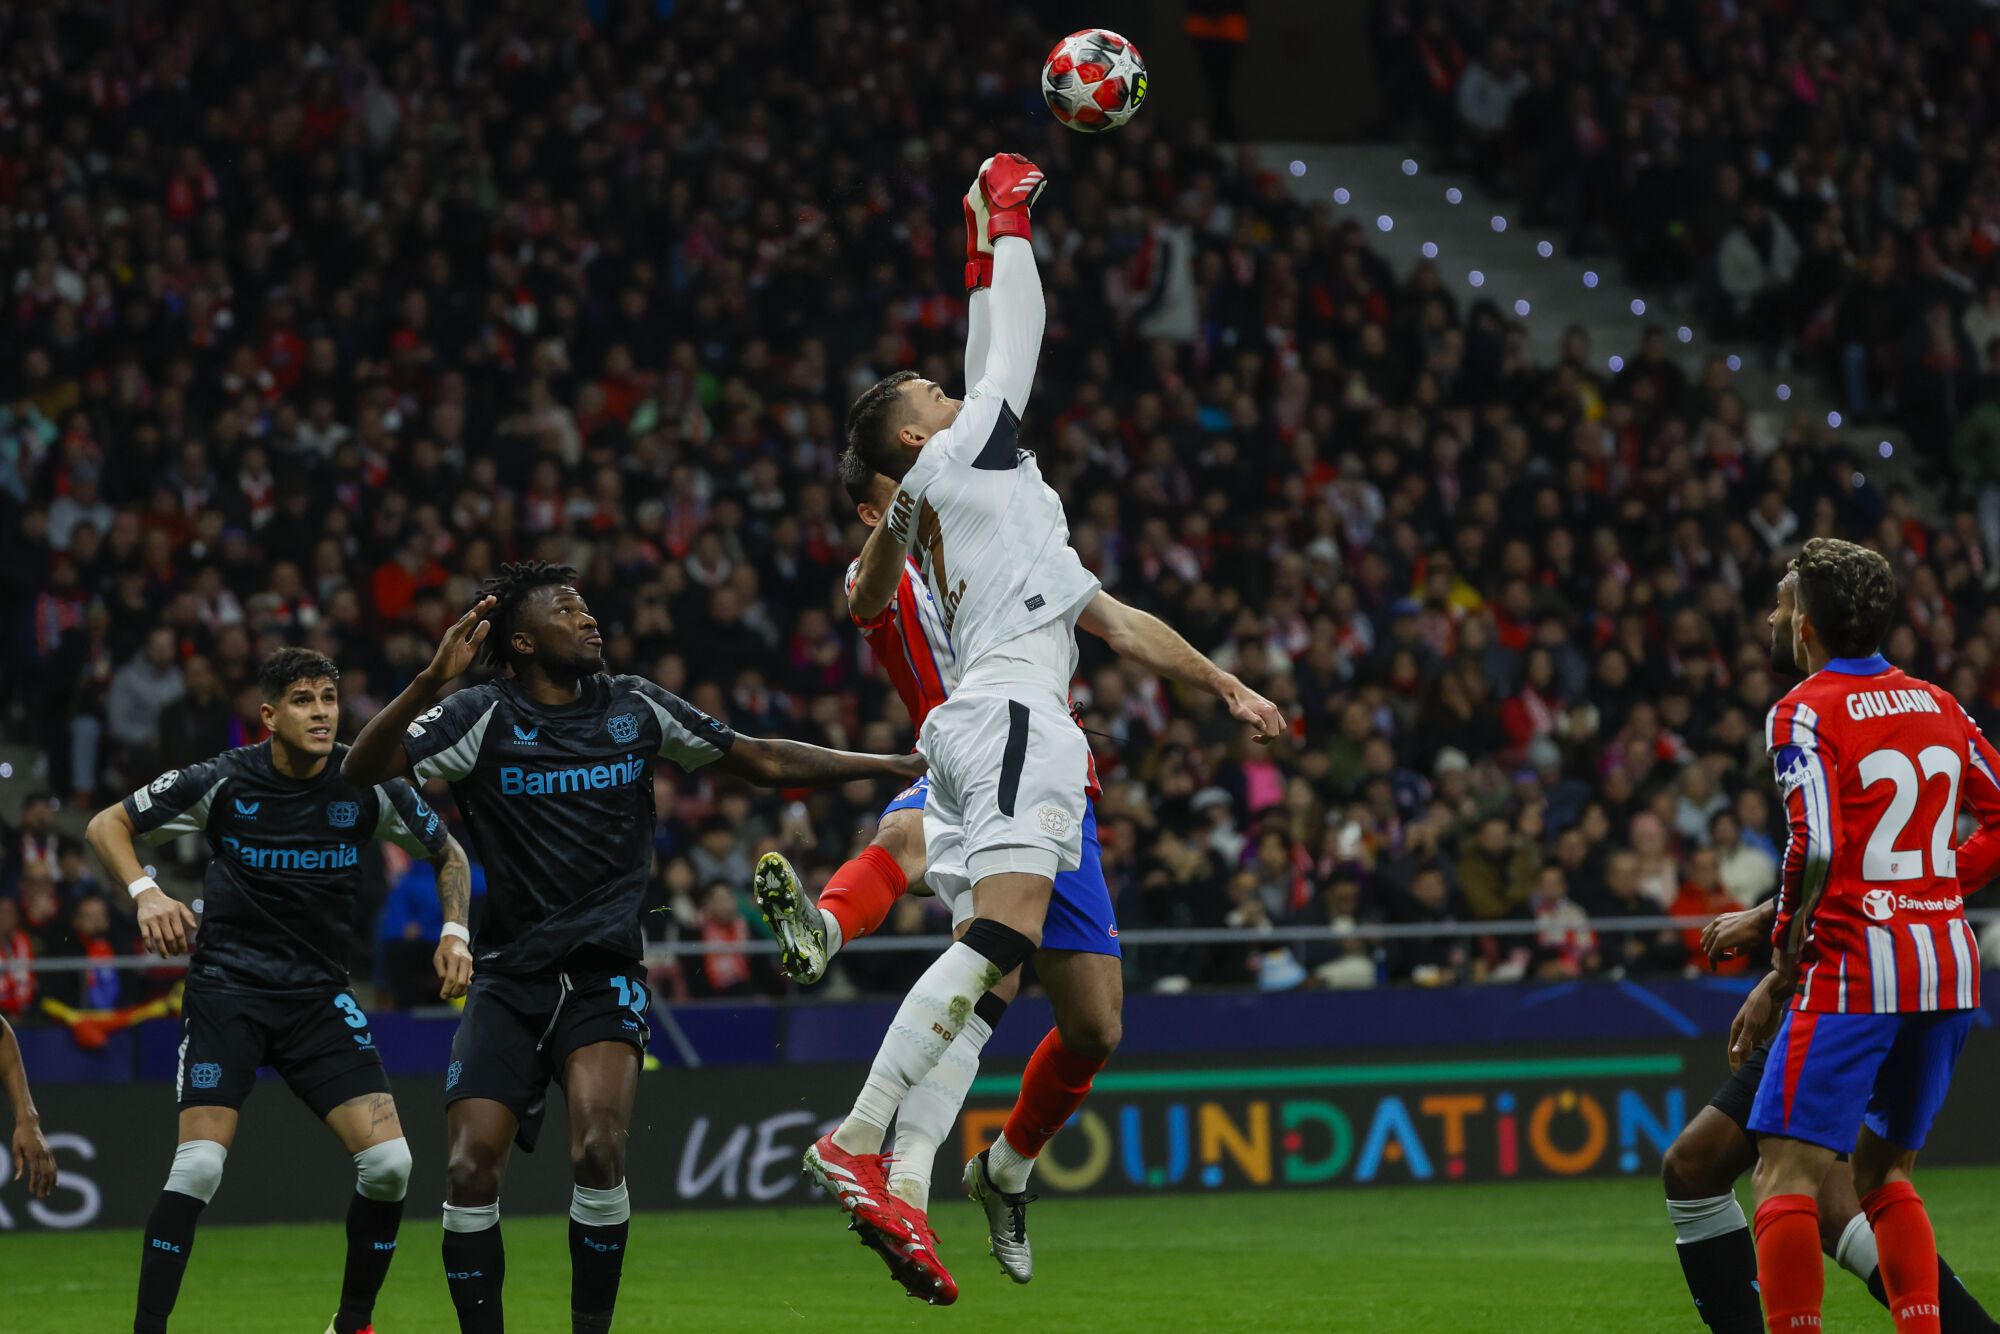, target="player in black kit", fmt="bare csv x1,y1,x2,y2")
87,648,475,1334
343,562,924,1334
